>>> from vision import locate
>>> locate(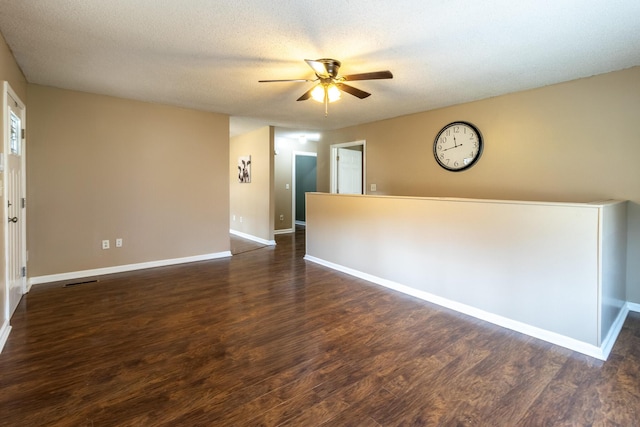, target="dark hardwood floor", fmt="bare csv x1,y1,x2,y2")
1,226,639,426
